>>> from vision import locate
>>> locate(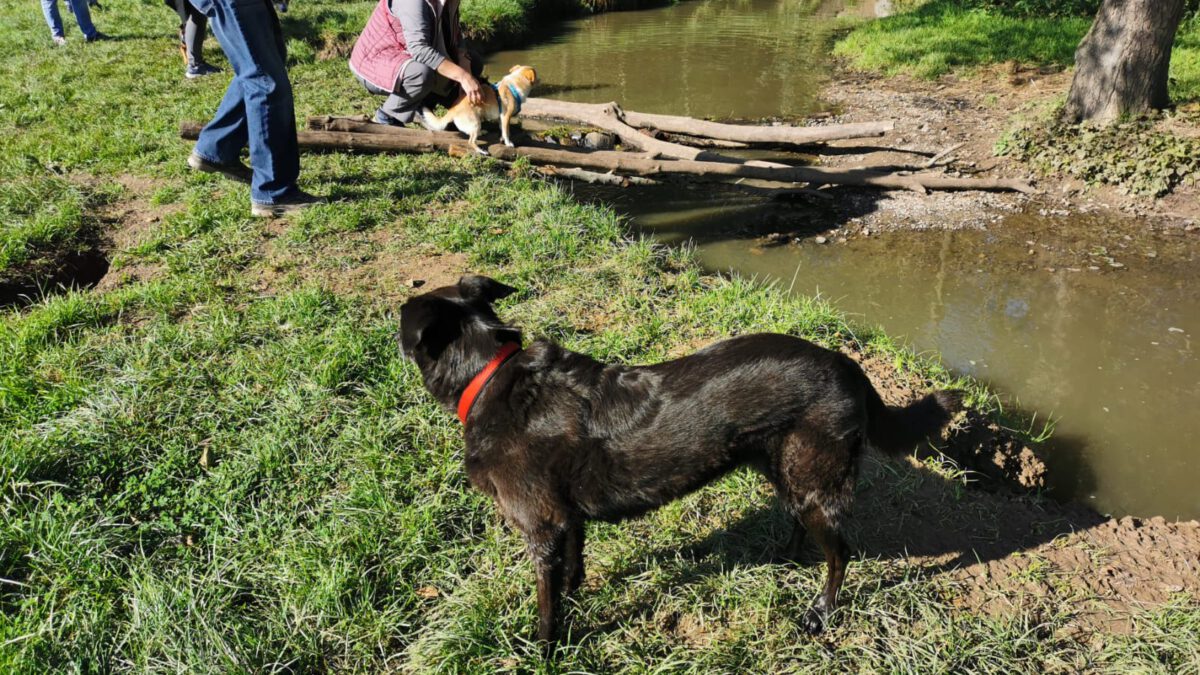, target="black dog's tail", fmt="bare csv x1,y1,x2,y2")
863,384,963,457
